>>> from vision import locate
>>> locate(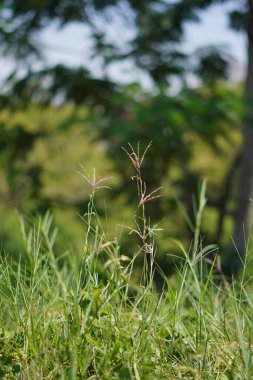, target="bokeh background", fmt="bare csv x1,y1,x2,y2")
0,0,252,276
